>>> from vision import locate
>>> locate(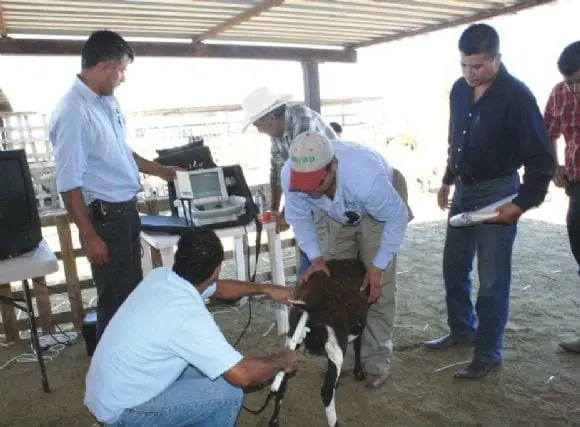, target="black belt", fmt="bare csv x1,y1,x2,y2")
455,175,481,185
88,198,138,218
455,175,505,185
